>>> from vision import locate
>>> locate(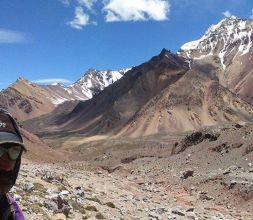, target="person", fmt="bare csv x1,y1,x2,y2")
0,108,26,220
